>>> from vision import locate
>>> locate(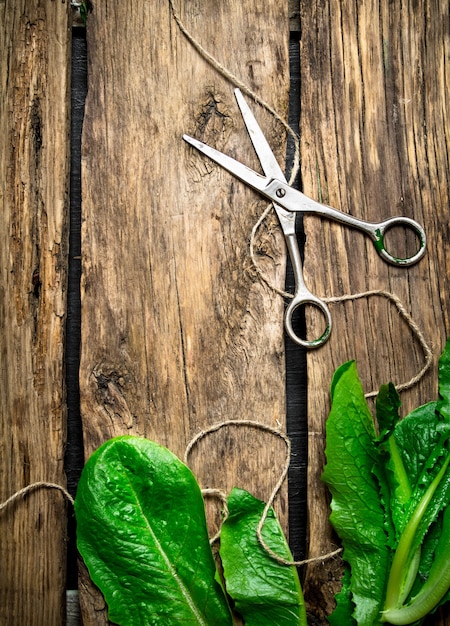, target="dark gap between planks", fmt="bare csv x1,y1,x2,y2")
64,25,308,589
65,26,87,591
285,31,308,566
